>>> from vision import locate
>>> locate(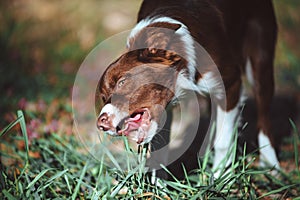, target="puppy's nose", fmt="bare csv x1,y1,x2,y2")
97,113,114,131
